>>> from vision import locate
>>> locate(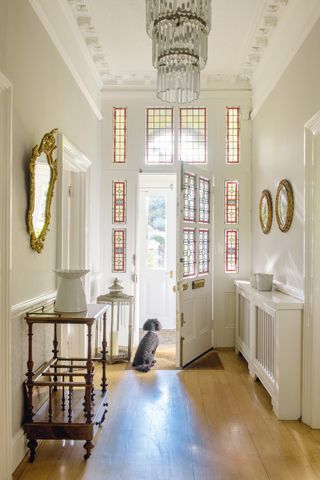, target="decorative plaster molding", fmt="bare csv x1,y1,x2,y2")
67,0,157,88
11,291,57,318
251,0,320,117
29,0,103,120
241,0,289,81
